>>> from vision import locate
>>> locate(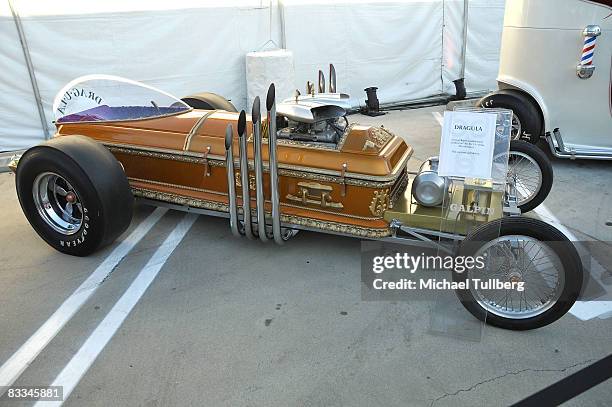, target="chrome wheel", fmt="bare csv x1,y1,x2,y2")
507,151,542,207
470,235,564,319
511,115,522,140
32,172,84,235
